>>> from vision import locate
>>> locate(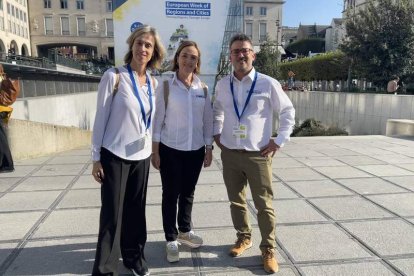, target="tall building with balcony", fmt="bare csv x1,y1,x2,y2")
243,0,284,51
28,0,114,62
0,0,31,56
